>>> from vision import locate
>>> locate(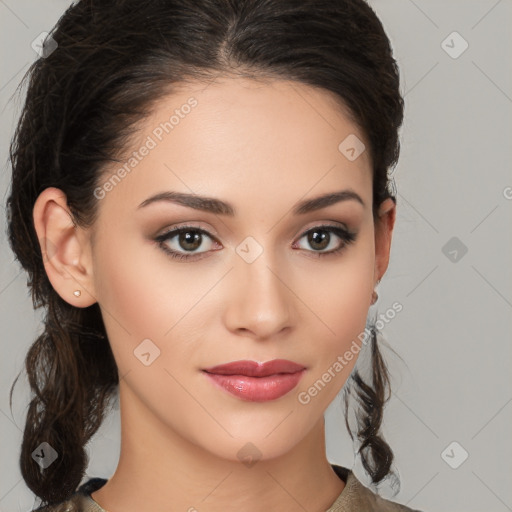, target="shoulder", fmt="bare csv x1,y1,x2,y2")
31,478,108,512
329,465,424,512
